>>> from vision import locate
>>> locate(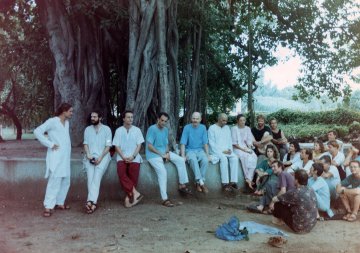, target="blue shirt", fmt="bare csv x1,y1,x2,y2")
145,124,168,160
180,124,208,151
